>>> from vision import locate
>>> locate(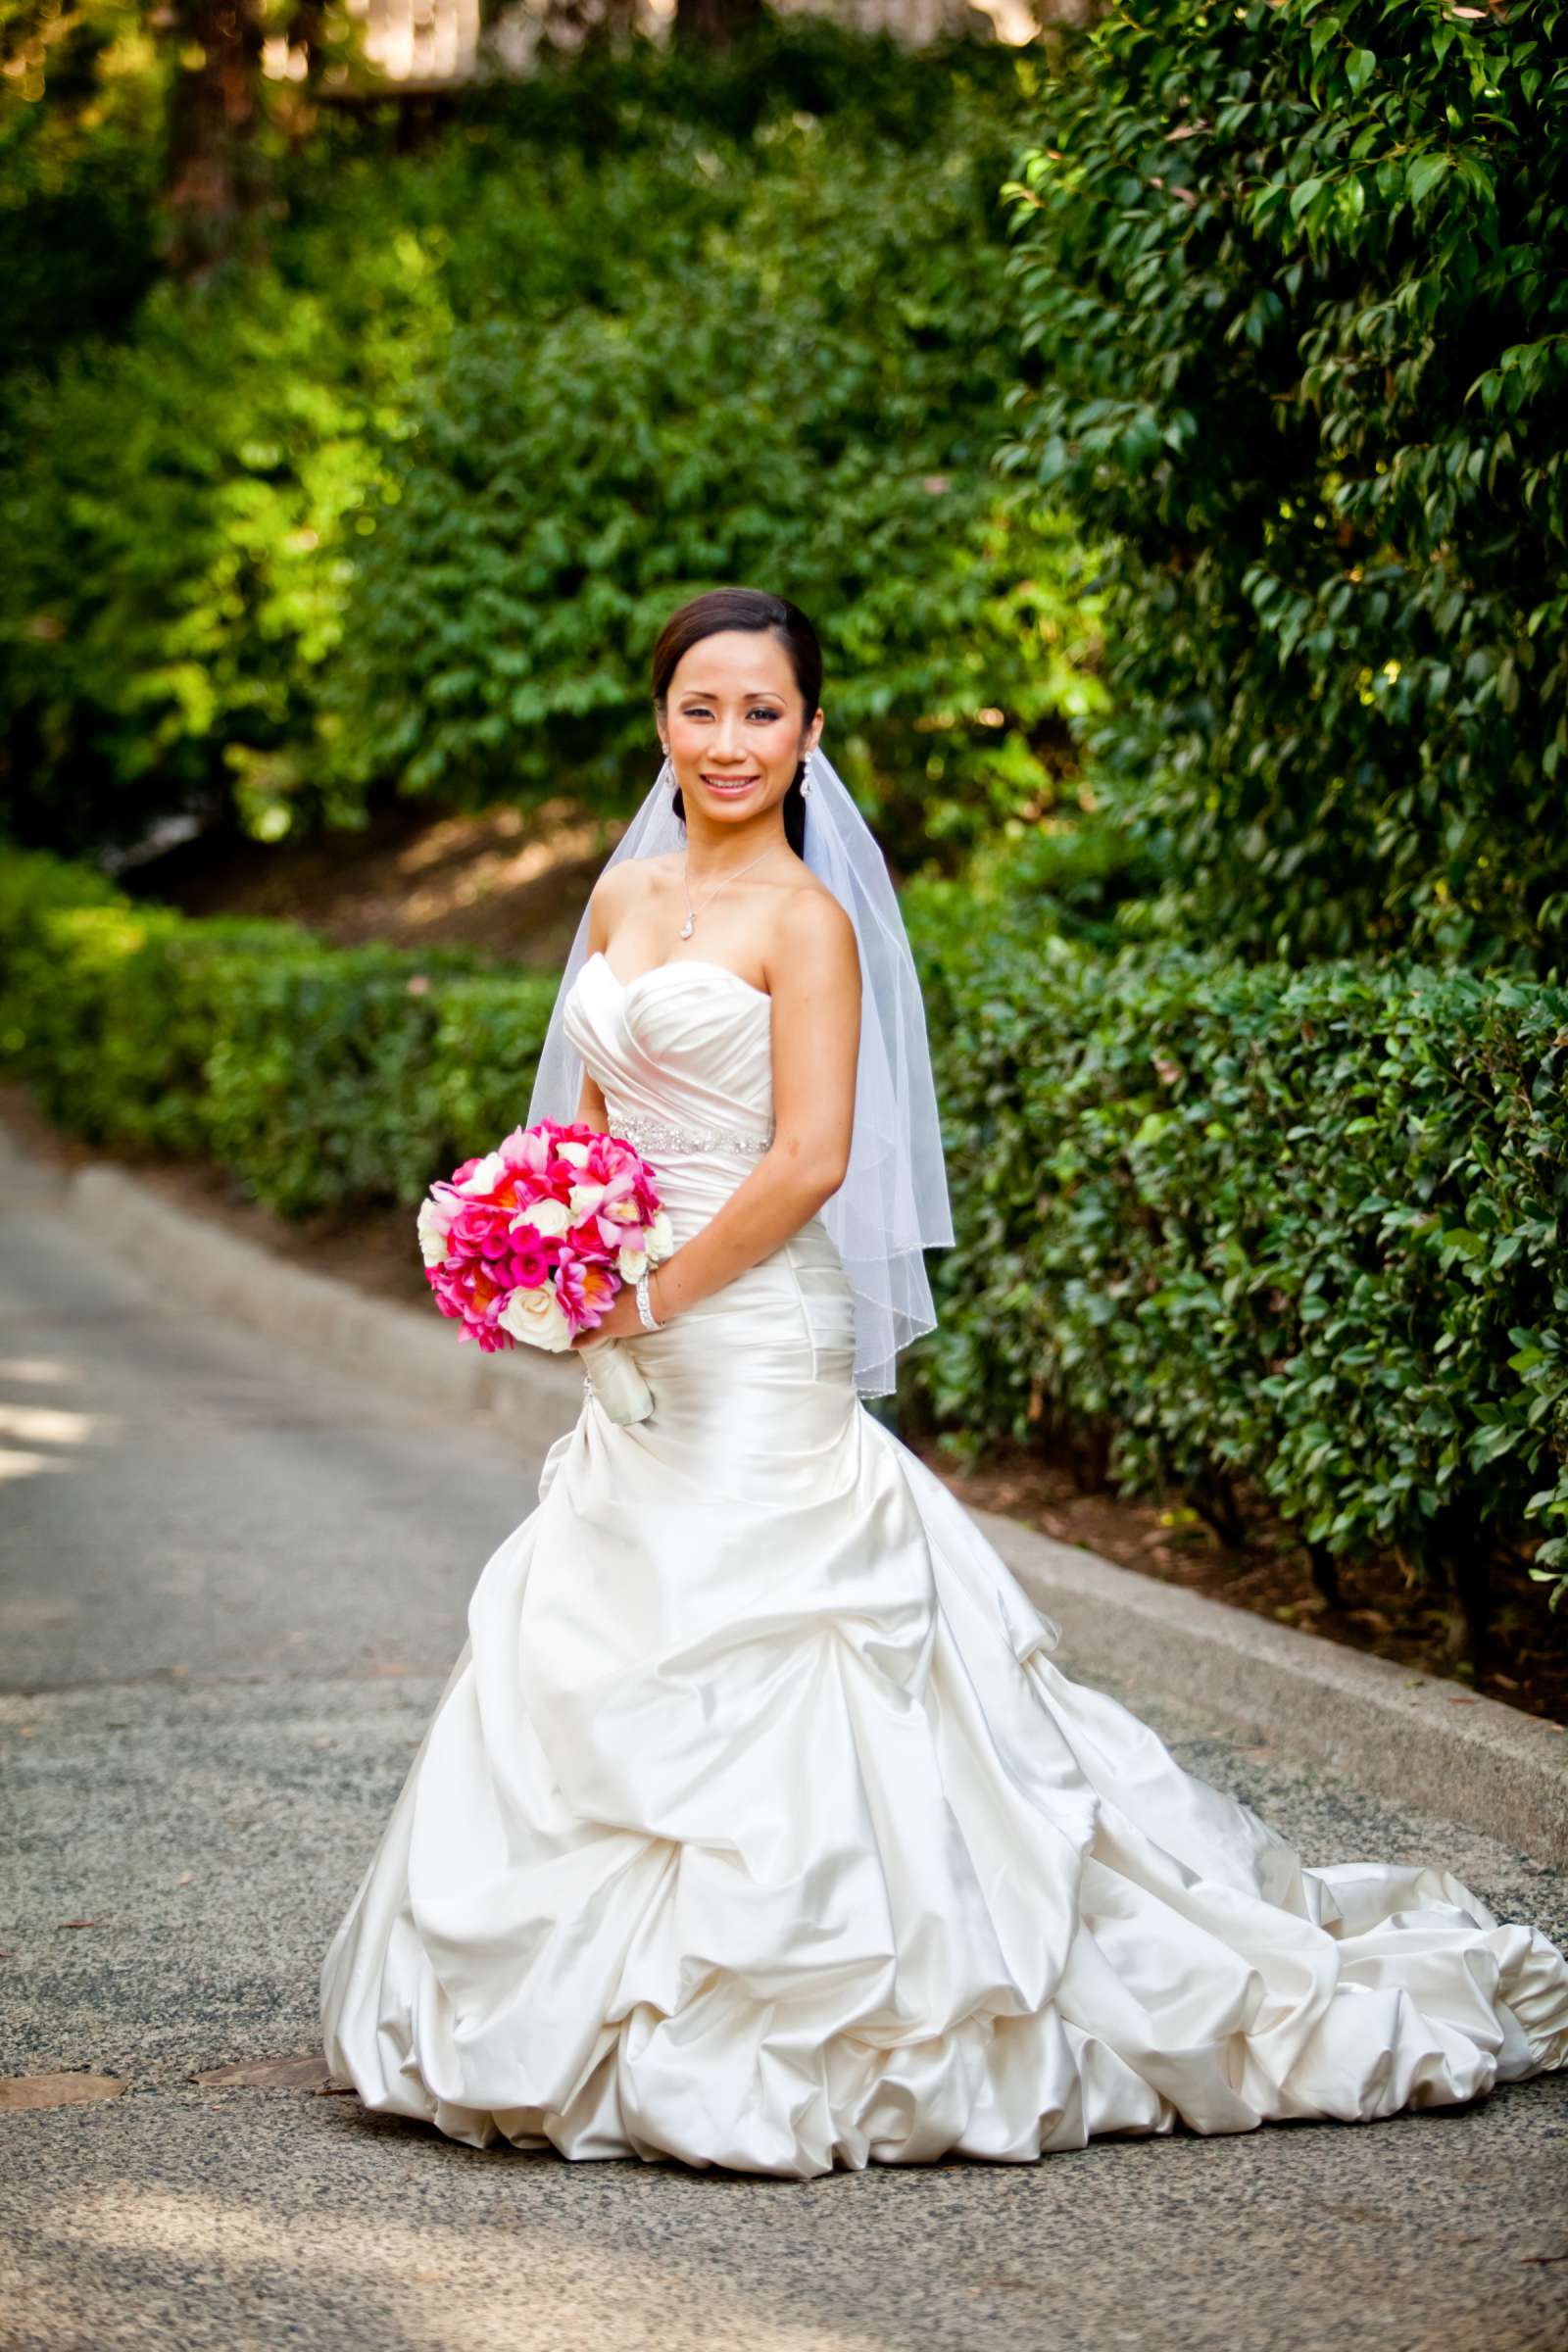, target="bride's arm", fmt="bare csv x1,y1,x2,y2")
645,889,860,1327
